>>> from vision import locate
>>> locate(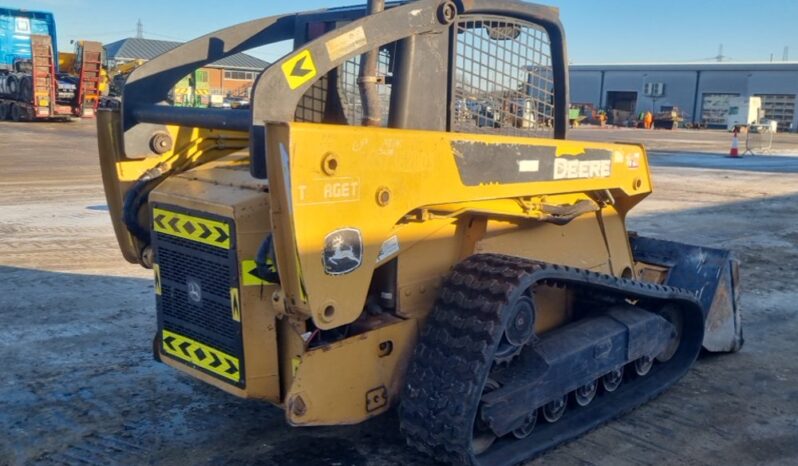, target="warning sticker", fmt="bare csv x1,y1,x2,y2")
230,287,241,322
325,26,367,61
162,329,241,383
241,259,275,286
152,207,231,249
153,263,162,296
281,49,317,90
